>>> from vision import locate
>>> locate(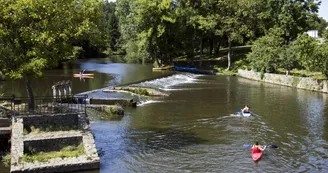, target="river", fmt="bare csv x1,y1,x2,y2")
1,59,328,173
